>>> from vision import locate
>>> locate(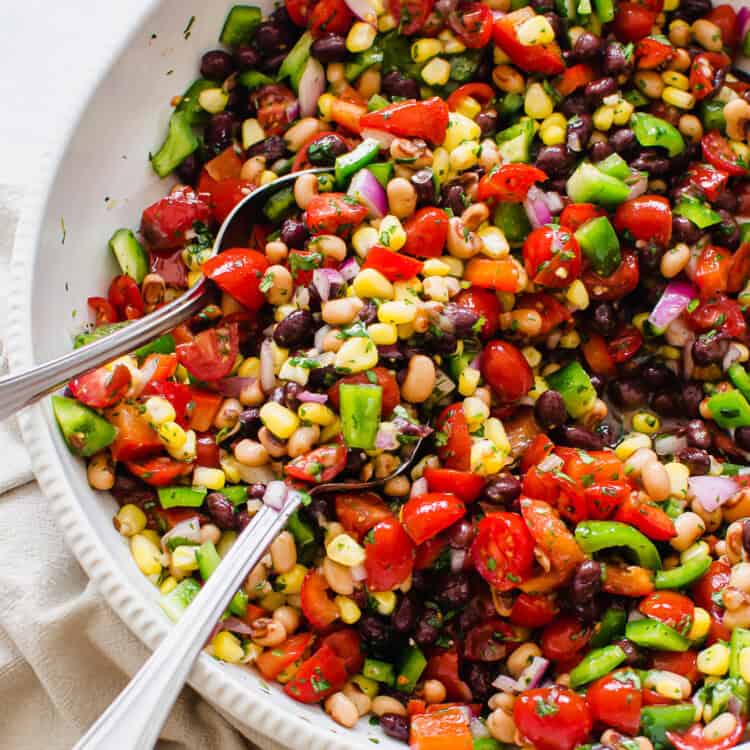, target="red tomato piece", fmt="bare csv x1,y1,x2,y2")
729,244,750,294
692,560,732,641
582,332,618,377
195,433,220,468
141,353,178,385
202,248,269,311
586,671,642,736
196,171,256,224
329,97,367,134
305,193,368,235
523,467,587,524
557,448,625,485
107,402,162,461
689,295,747,338
689,53,731,102
88,297,118,325
321,628,364,675
510,593,559,628
335,492,394,540
523,225,581,288
651,651,699,684
126,456,193,487
463,258,526,293
300,570,339,630
584,481,631,520
608,325,643,364
706,4,738,48
582,251,639,301
364,517,415,592
402,493,466,545
328,367,400,416
448,2,492,48
520,498,585,574
423,468,485,503
141,187,212,250
615,494,676,541
614,195,672,247
309,0,354,37
109,275,145,320
360,98,449,146
435,403,472,471
256,633,314,680
142,381,194,426
446,83,495,111
493,8,565,75
69,364,131,408
388,0,434,35
285,0,313,26
414,535,448,571
361,245,423,281
204,146,243,182
555,64,595,97
640,591,694,636
423,650,473,703
452,287,500,339
559,203,605,232
176,322,239,381
516,292,572,337
478,164,548,203
481,340,533,403
464,619,513,661
514,687,592,750
402,207,450,259
612,2,657,42
250,84,298,135
541,616,592,662
636,36,675,68
703,130,750,176
520,434,554,474
667,720,745,750
695,245,732,300
285,444,347,483
471,512,535,591
284,644,348,703
187,389,223,433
